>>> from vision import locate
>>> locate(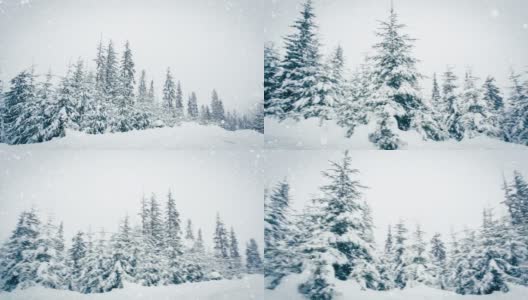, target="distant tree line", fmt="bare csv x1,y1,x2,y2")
0,39,263,145
265,151,528,299
265,0,528,149
0,190,262,293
